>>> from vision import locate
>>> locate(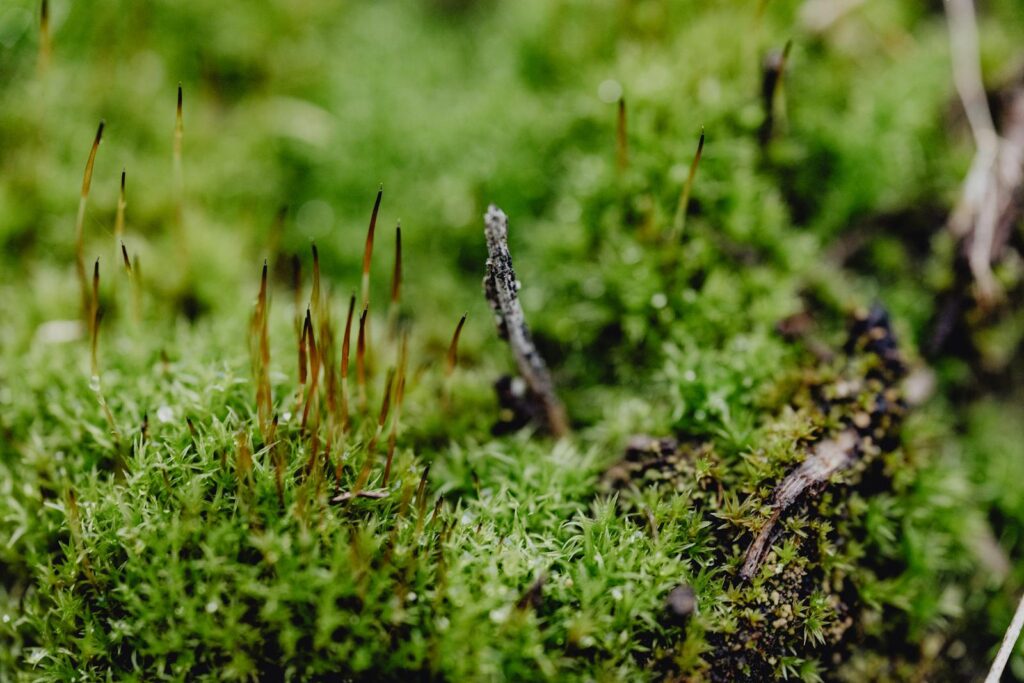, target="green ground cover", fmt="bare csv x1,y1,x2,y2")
2,0,1024,679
